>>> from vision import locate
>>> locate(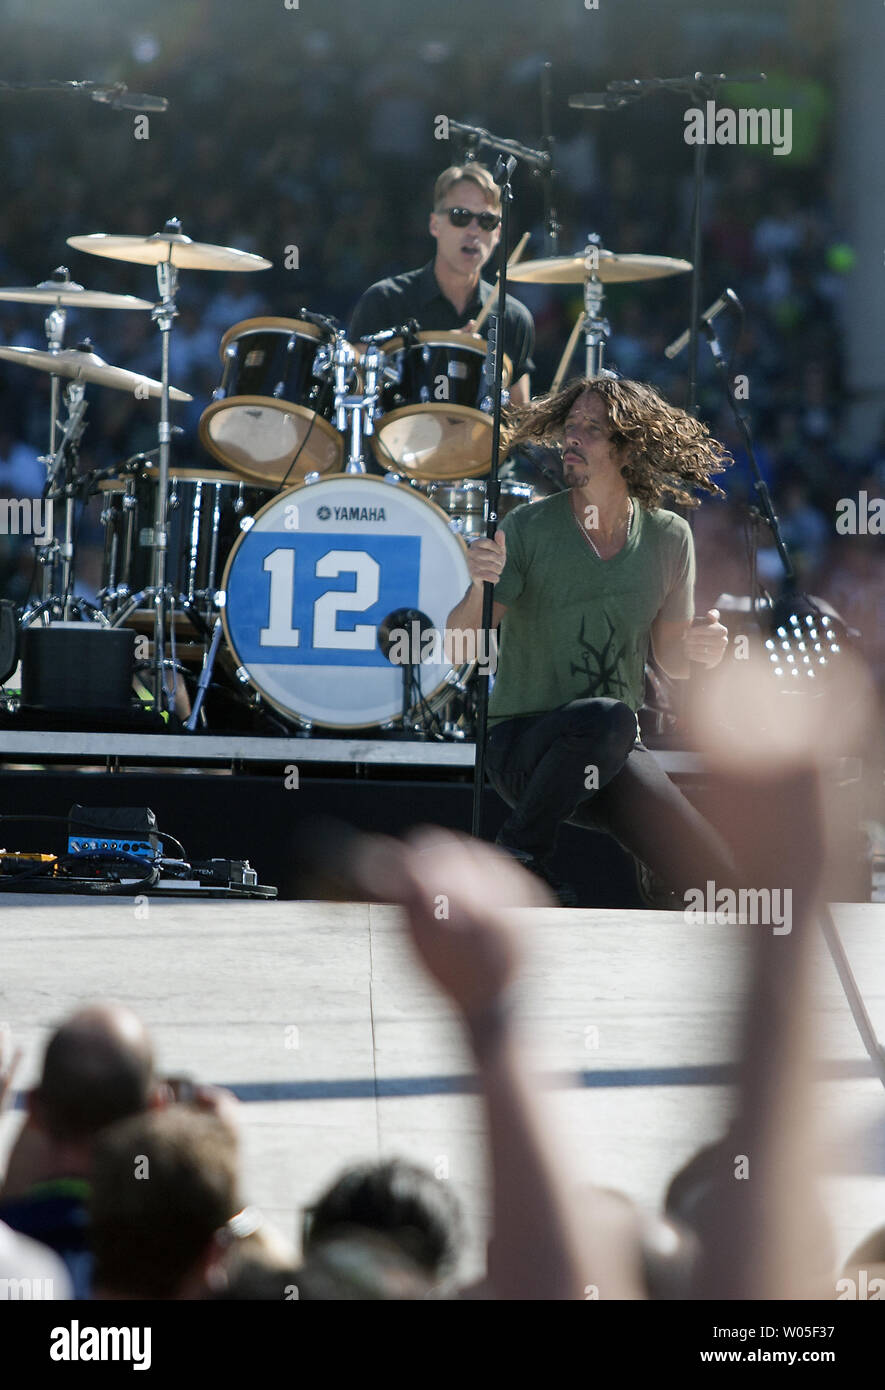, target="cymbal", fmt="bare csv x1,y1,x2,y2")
506,251,692,285
67,232,272,273
0,345,193,401
0,271,153,311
